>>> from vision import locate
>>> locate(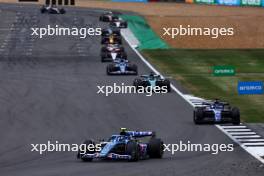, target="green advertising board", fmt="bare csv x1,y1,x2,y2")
213,66,236,76
195,0,215,4
241,0,261,6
